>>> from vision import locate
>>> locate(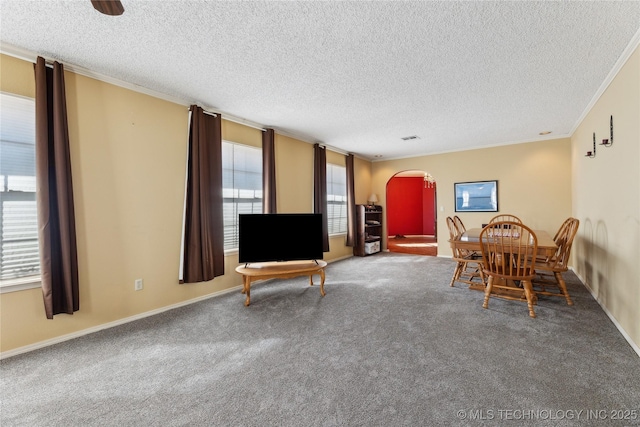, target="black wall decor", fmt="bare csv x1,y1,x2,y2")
600,115,613,147
585,132,596,158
